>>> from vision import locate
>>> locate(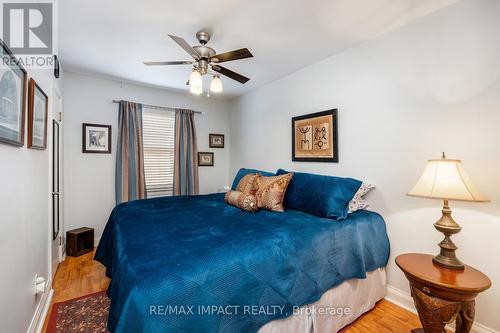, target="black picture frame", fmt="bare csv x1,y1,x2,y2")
27,78,49,150
292,109,338,163
209,133,224,148
82,123,112,154
0,39,27,147
198,152,214,166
